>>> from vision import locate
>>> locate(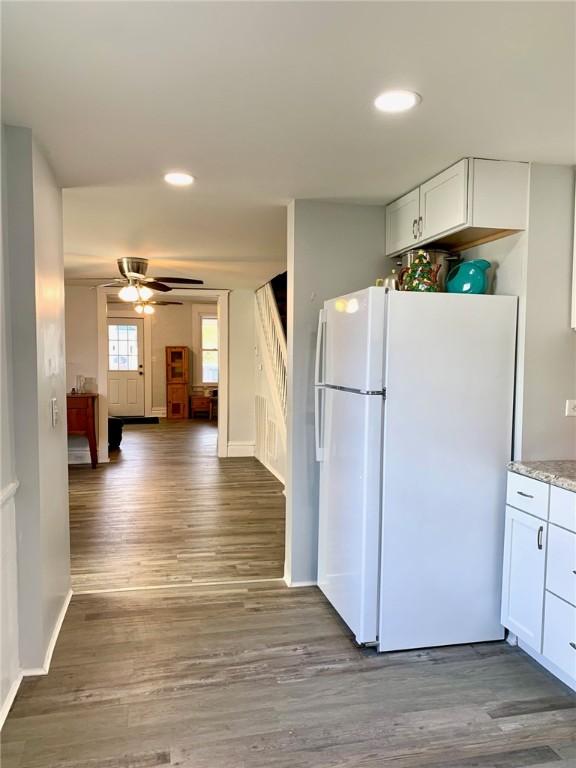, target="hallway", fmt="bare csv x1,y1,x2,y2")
69,420,285,592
